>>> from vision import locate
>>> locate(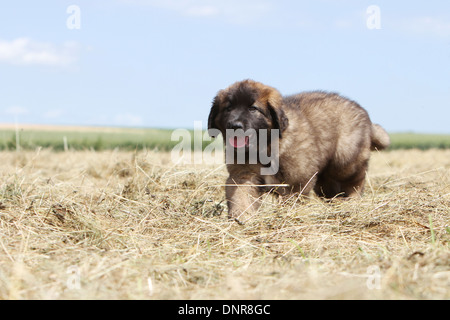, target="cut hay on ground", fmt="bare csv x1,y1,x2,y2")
0,149,449,299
